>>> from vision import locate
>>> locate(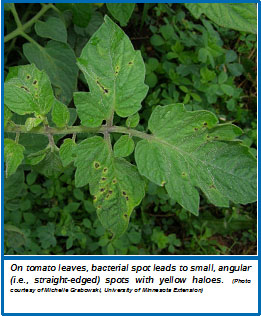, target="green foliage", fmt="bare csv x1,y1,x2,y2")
106,3,135,27
4,3,257,255
185,4,257,34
